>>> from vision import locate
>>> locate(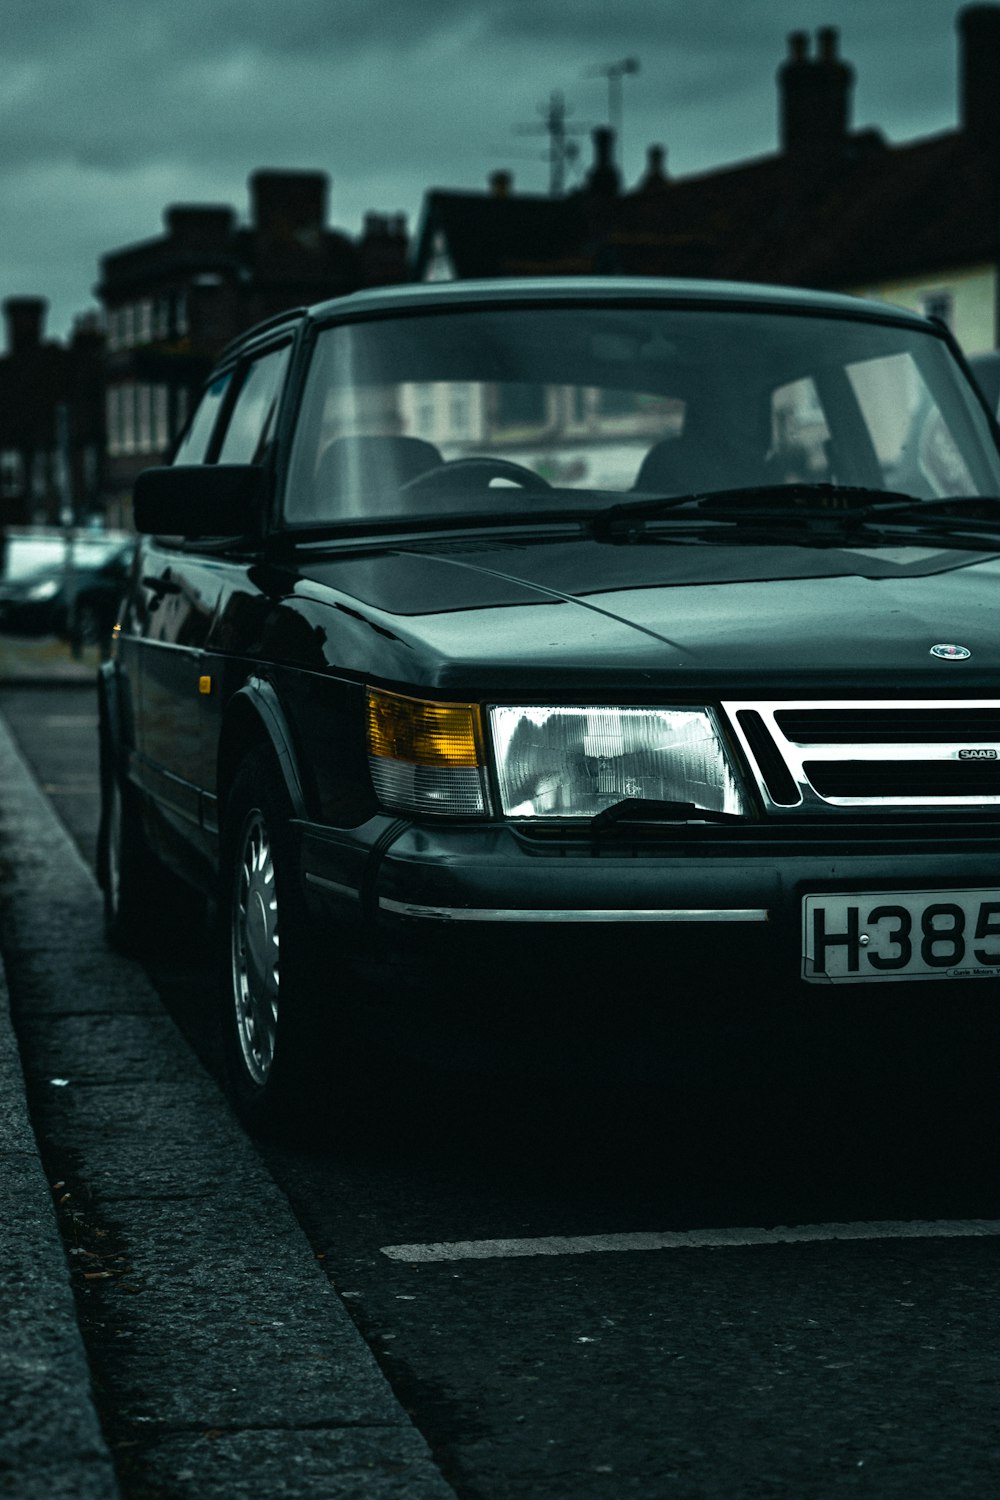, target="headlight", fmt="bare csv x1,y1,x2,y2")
27,579,60,602
366,688,490,815
491,705,747,819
